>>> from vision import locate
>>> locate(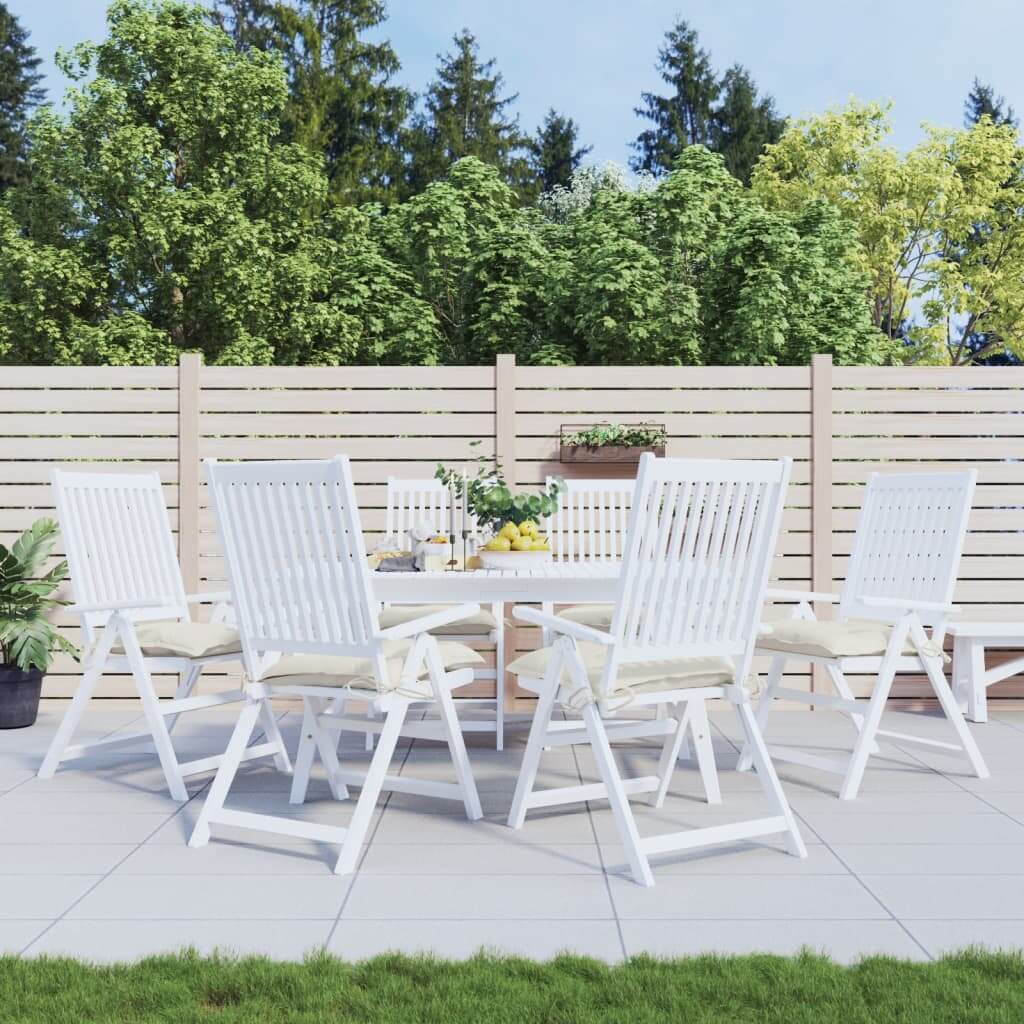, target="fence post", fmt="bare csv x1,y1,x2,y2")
495,354,517,710
178,352,202,602
810,353,834,699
